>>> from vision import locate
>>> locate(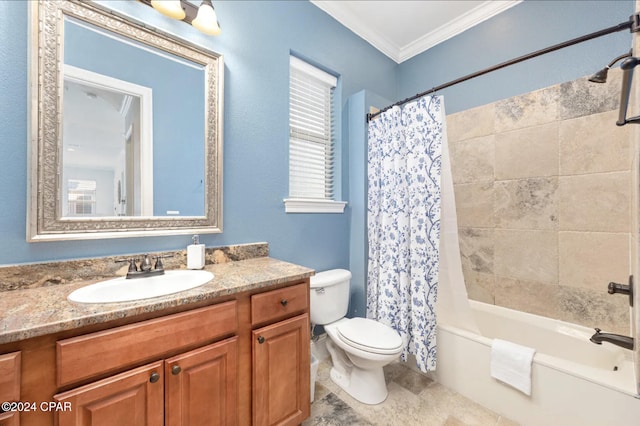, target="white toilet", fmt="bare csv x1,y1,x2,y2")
310,269,403,405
